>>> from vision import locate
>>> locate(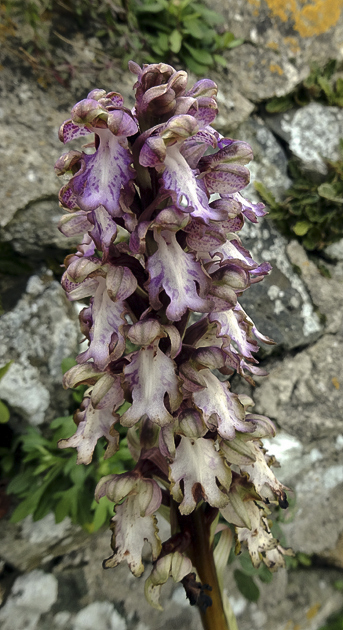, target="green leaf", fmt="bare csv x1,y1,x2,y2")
91,496,113,531
181,53,209,75
213,54,227,67
265,95,293,113
318,182,343,203
239,553,259,576
0,400,10,424
182,19,207,39
297,552,312,566
293,221,311,236
258,564,273,584
227,37,244,49
192,5,222,24
61,357,77,374
317,76,334,102
183,42,213,65
234,569,260,602
217,31,235,48
169,29,182,53
136,1,166,13
0,361,12,380
254,181,279,209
